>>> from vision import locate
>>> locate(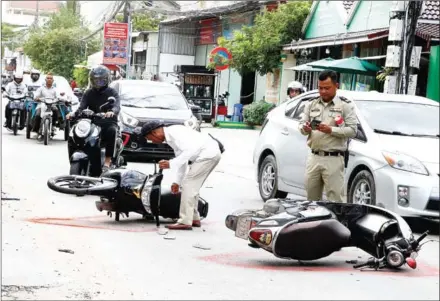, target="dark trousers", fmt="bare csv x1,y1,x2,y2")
4,103,25,128
100,123,118,158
